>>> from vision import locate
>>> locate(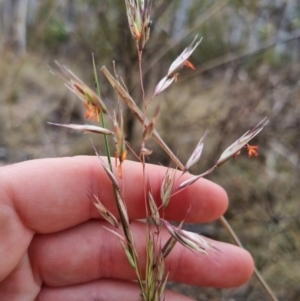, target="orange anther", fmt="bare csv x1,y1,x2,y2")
246,144,259,158
185,60,196,70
